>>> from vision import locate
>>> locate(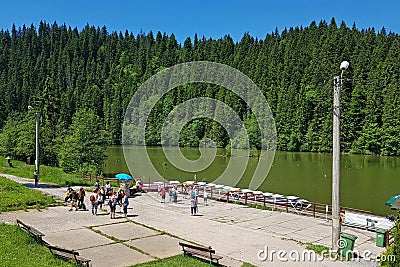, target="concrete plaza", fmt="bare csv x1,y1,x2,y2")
0,174,387,266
